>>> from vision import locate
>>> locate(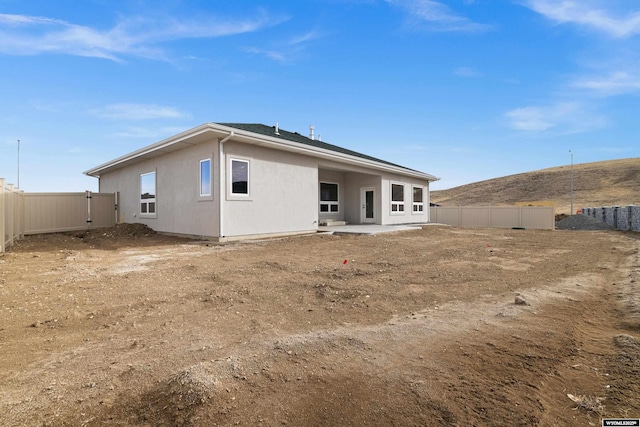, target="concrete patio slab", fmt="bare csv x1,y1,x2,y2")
318,224,423,235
